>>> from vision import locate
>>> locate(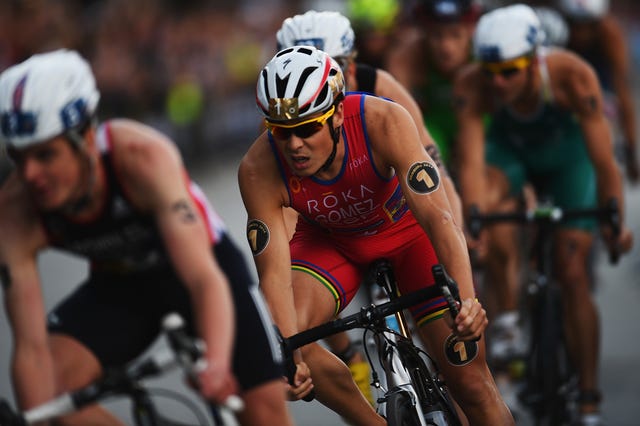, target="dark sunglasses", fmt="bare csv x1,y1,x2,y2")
481,55,532,79
265,106,335,140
